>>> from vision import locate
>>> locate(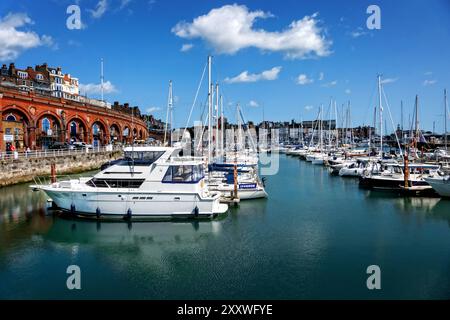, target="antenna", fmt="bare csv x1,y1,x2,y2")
100,58,104,103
